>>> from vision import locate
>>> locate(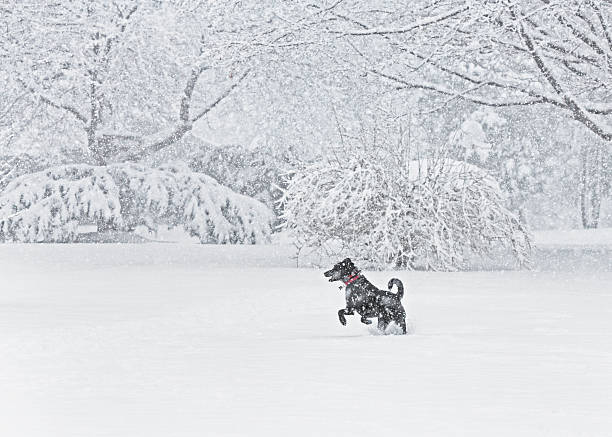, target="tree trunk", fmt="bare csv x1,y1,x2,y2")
86,76,107,165
580,143,602,229
87,130,106,166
